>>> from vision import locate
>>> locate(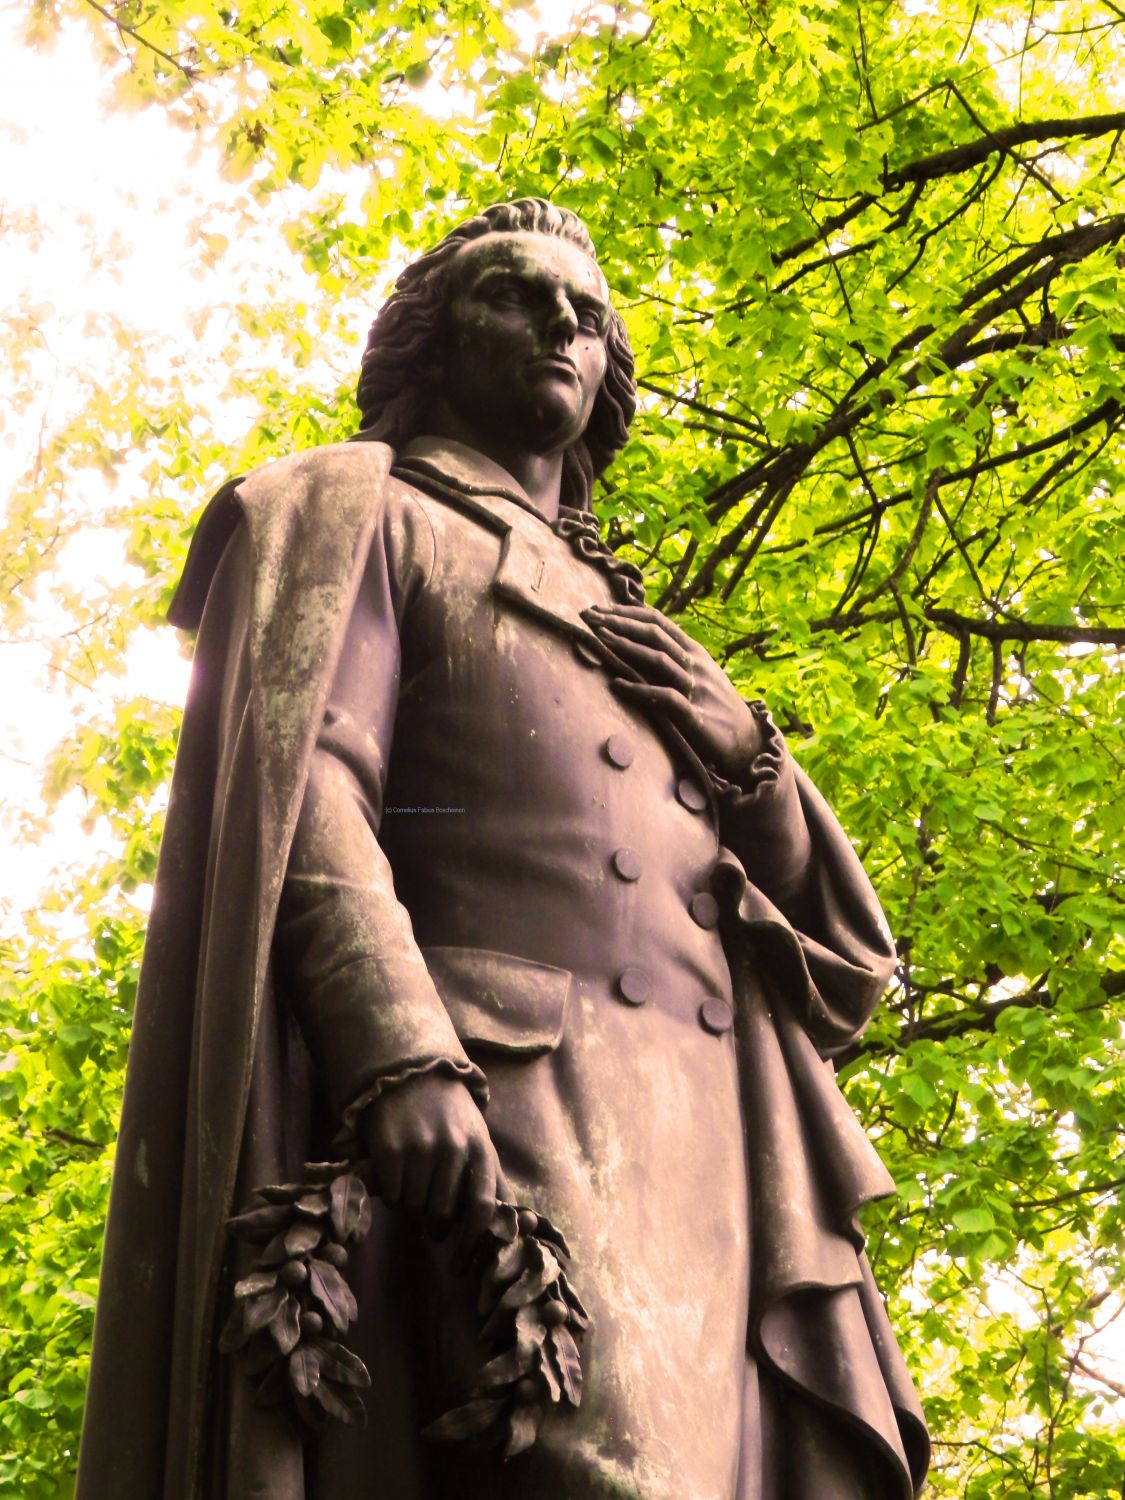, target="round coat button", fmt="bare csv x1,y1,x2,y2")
612,847,642,882
573,637,603,668
616,968,651,1006
604,734,635,770
690,891,720,929
676,777,709,813
699,998,734,1035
